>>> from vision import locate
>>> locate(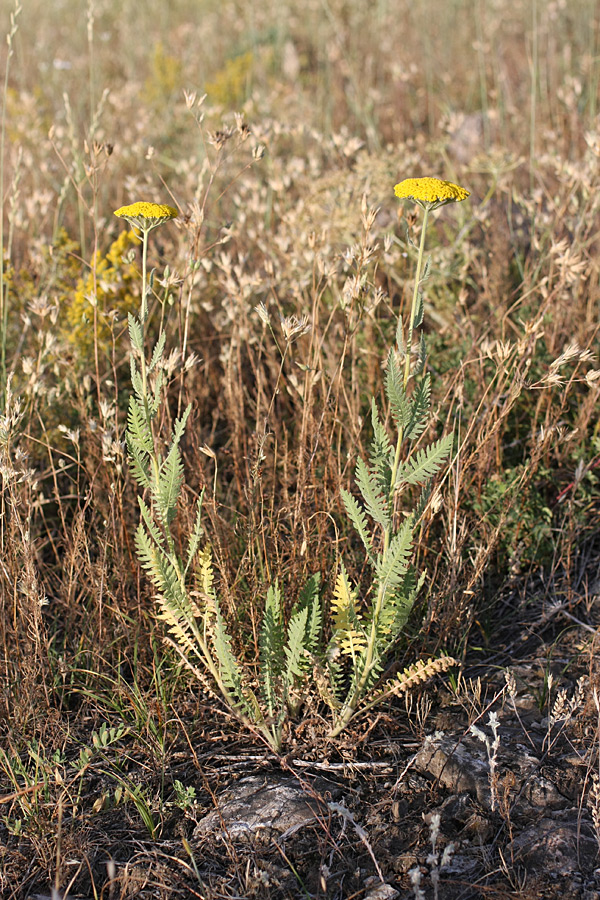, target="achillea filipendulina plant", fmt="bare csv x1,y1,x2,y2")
118,200,322,753
324,177,468,737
